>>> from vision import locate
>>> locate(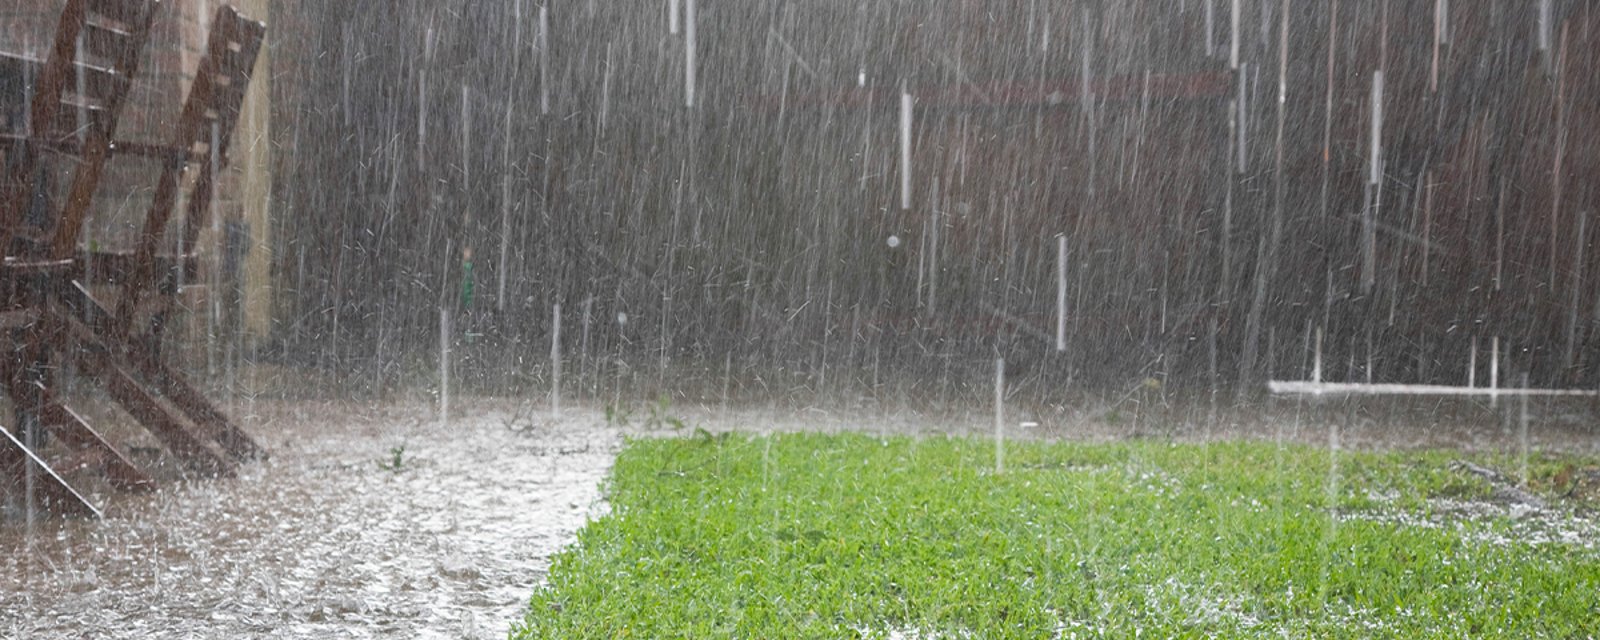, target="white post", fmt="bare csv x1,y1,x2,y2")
1369,71,1384,186
551,302,562,416
928,179,940,313
1313,327,1323,384
497,110,513,311
900,88,913,210
994,358,1005,474
440,307,451,427
1468,335,1477,388
23,418,37,530
669,0,680,35
1056,235,1068,352
461,86,471,191
1439,0,1449,45
1204,0,1215,58
1229,0,1240,69
722,351,732,410
684,0,696,108
580,296,594,396
1490,336,1500,408
1430,0,1444,92
1538,0,1552,52
1519,372,1530,487
539,4,550,115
